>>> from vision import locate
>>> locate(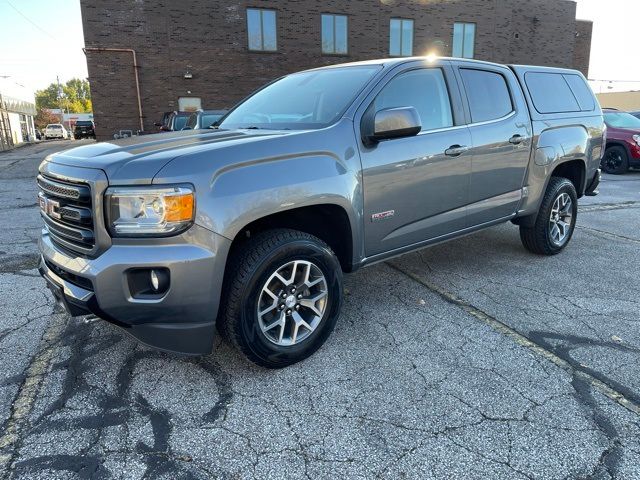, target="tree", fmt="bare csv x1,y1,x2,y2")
34,108,60,129
35,78,92,113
